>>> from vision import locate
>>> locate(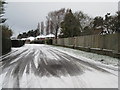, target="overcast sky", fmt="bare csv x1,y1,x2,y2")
4,1,119,36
